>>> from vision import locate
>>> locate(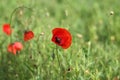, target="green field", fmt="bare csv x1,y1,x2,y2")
0,0,120,80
